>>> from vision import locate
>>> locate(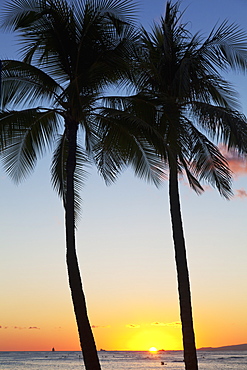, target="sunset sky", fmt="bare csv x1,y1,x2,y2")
0,0,247,352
